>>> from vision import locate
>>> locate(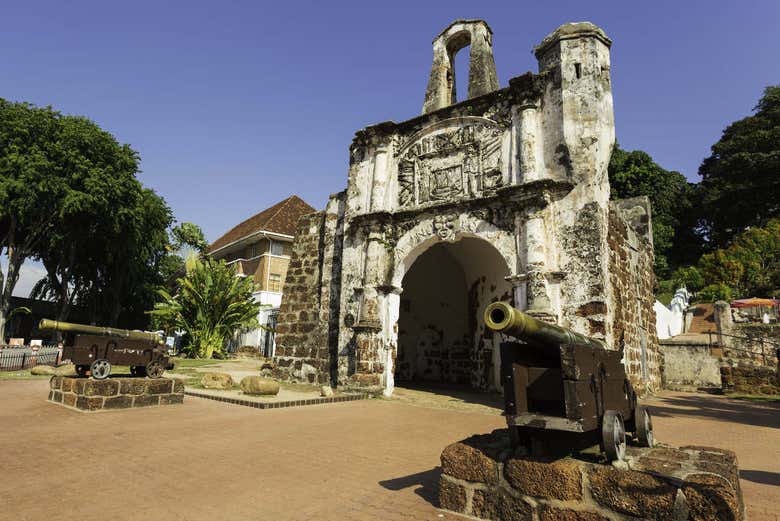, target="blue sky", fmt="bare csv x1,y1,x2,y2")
2,1,779,294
